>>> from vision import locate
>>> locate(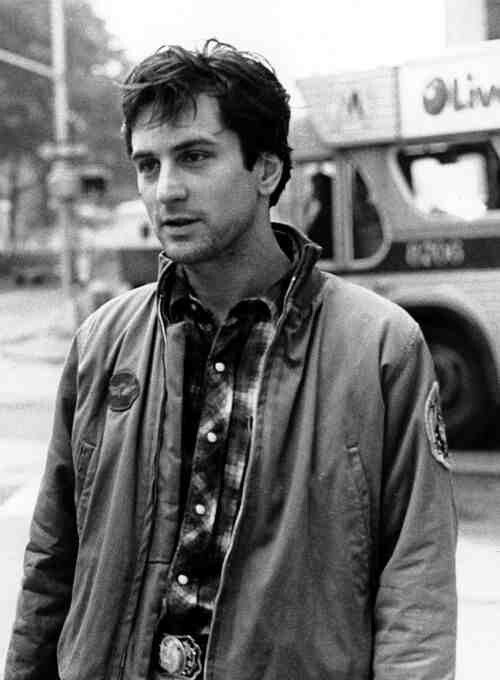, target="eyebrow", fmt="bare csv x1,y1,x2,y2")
131,131,223,162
